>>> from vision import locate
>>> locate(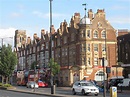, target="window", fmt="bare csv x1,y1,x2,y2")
87,30,91,38
65,77,68,81
93,30,98,38
94,44,98,51
102,44,106,51
64,36,67,44
62,48,64,56
52,40,54,47
87,57,91,66
46,42,48,49
87,44,90,52
33,47,35,52
96,71,105,76
65,48,67,56
82,57,86,65
94,58,98,66
102,31,106,38
82,30,86,37
37,46,39,52
41,44,44,50
71,33,75,41
82,43,86,52
57,38,60,46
